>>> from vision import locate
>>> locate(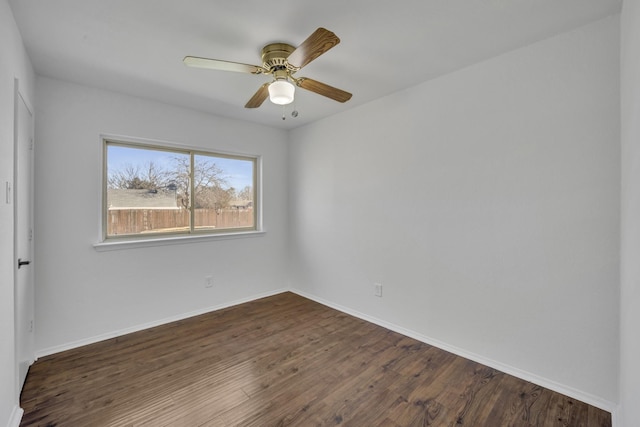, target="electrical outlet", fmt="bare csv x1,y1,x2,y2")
205,276,213,288
374,283,383,297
